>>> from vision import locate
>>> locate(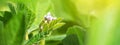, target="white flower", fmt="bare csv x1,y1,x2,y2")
44,12,56,21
